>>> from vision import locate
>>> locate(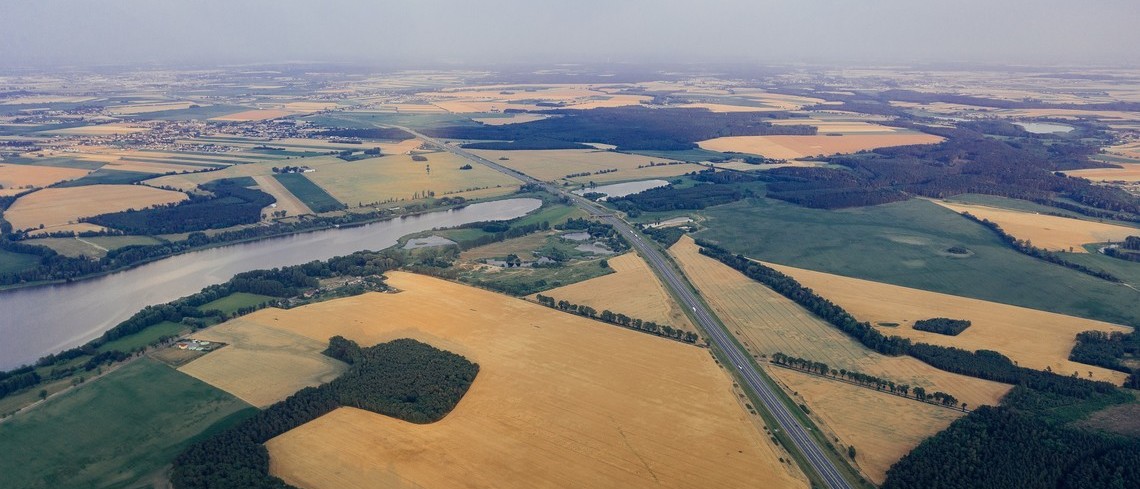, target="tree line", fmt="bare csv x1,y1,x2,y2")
171,338,477,489
696,240,1121,399
960,212,1120,282
534,294,699,343
771,352,962,409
